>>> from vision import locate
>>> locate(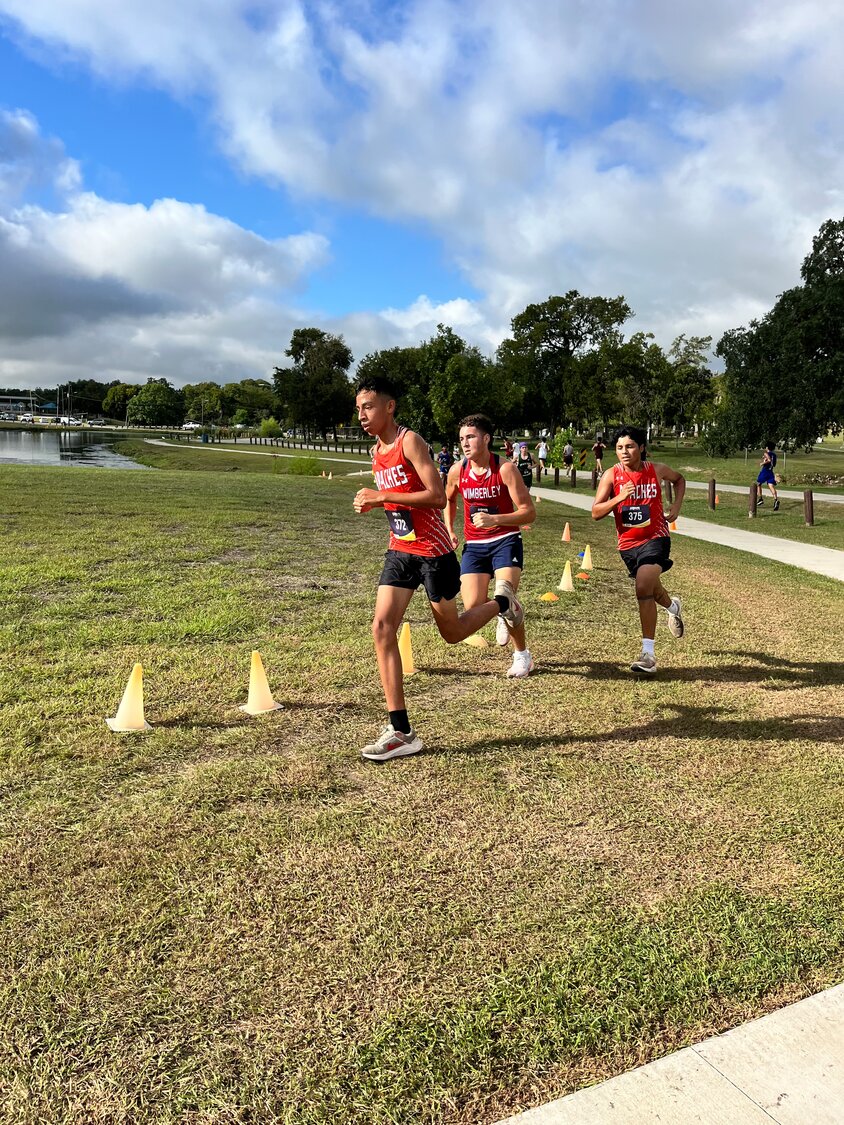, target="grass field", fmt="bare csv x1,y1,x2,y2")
2,463,843,1124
